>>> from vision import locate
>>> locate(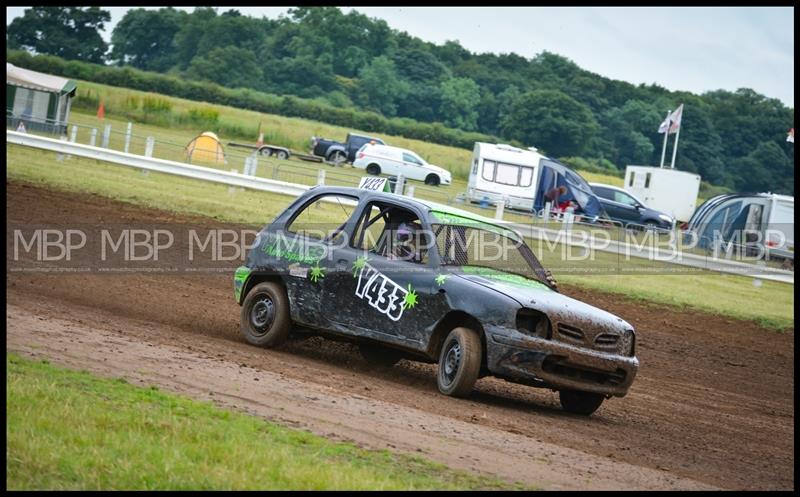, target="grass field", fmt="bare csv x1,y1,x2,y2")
6,144,793,330
6,354,521,490
69,79,631,185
